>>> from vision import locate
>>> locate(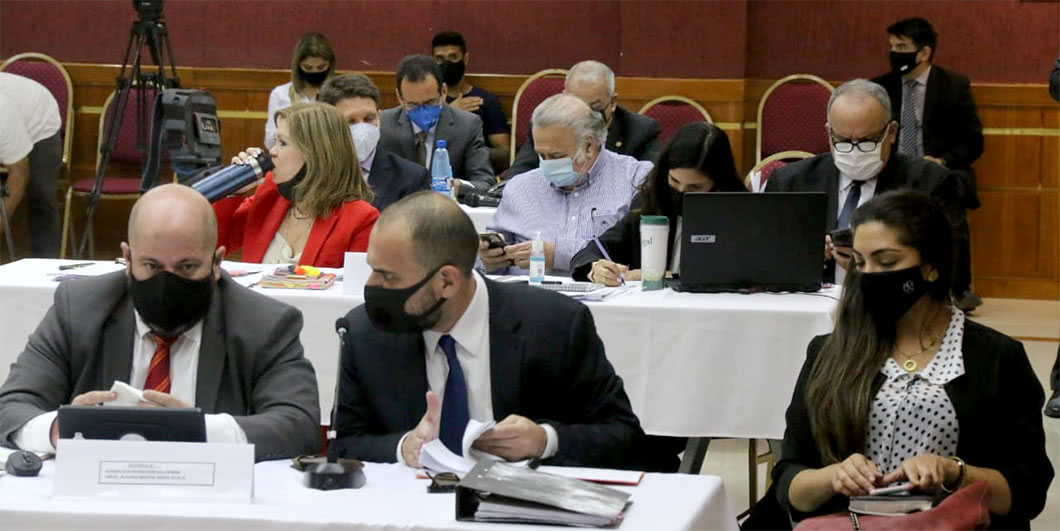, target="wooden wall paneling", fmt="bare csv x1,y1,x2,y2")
970,191,1043,278
975,135,1042,189
1039,191,1059,279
